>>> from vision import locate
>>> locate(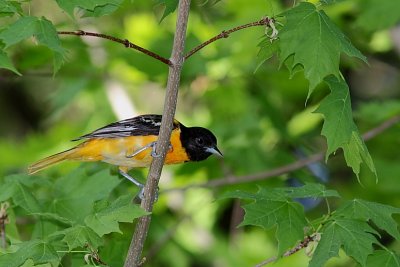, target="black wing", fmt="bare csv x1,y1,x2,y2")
73,114,181,140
